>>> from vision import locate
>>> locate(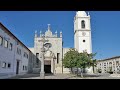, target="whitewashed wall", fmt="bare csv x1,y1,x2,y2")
0,24,30,78
0,27,16,77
